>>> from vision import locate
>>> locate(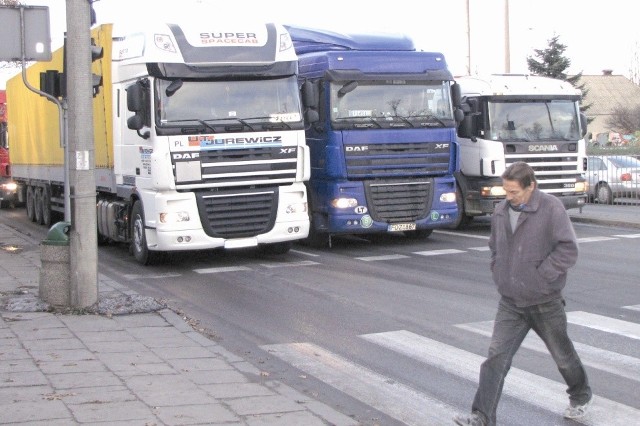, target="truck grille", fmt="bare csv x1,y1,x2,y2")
364,179,434,223
195,188,278,238
505,147,583,195
344,142,451,179
174,146,298,189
